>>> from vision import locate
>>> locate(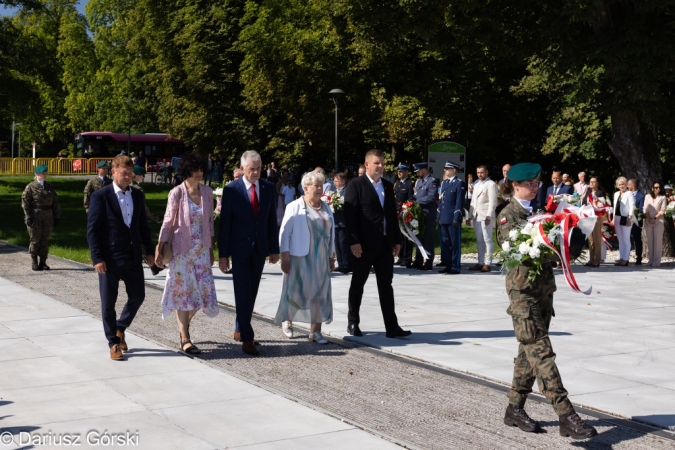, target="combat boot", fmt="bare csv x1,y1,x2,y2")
559,412,597,439
504,404,542,433
31,255,41,271
39,256,50,270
